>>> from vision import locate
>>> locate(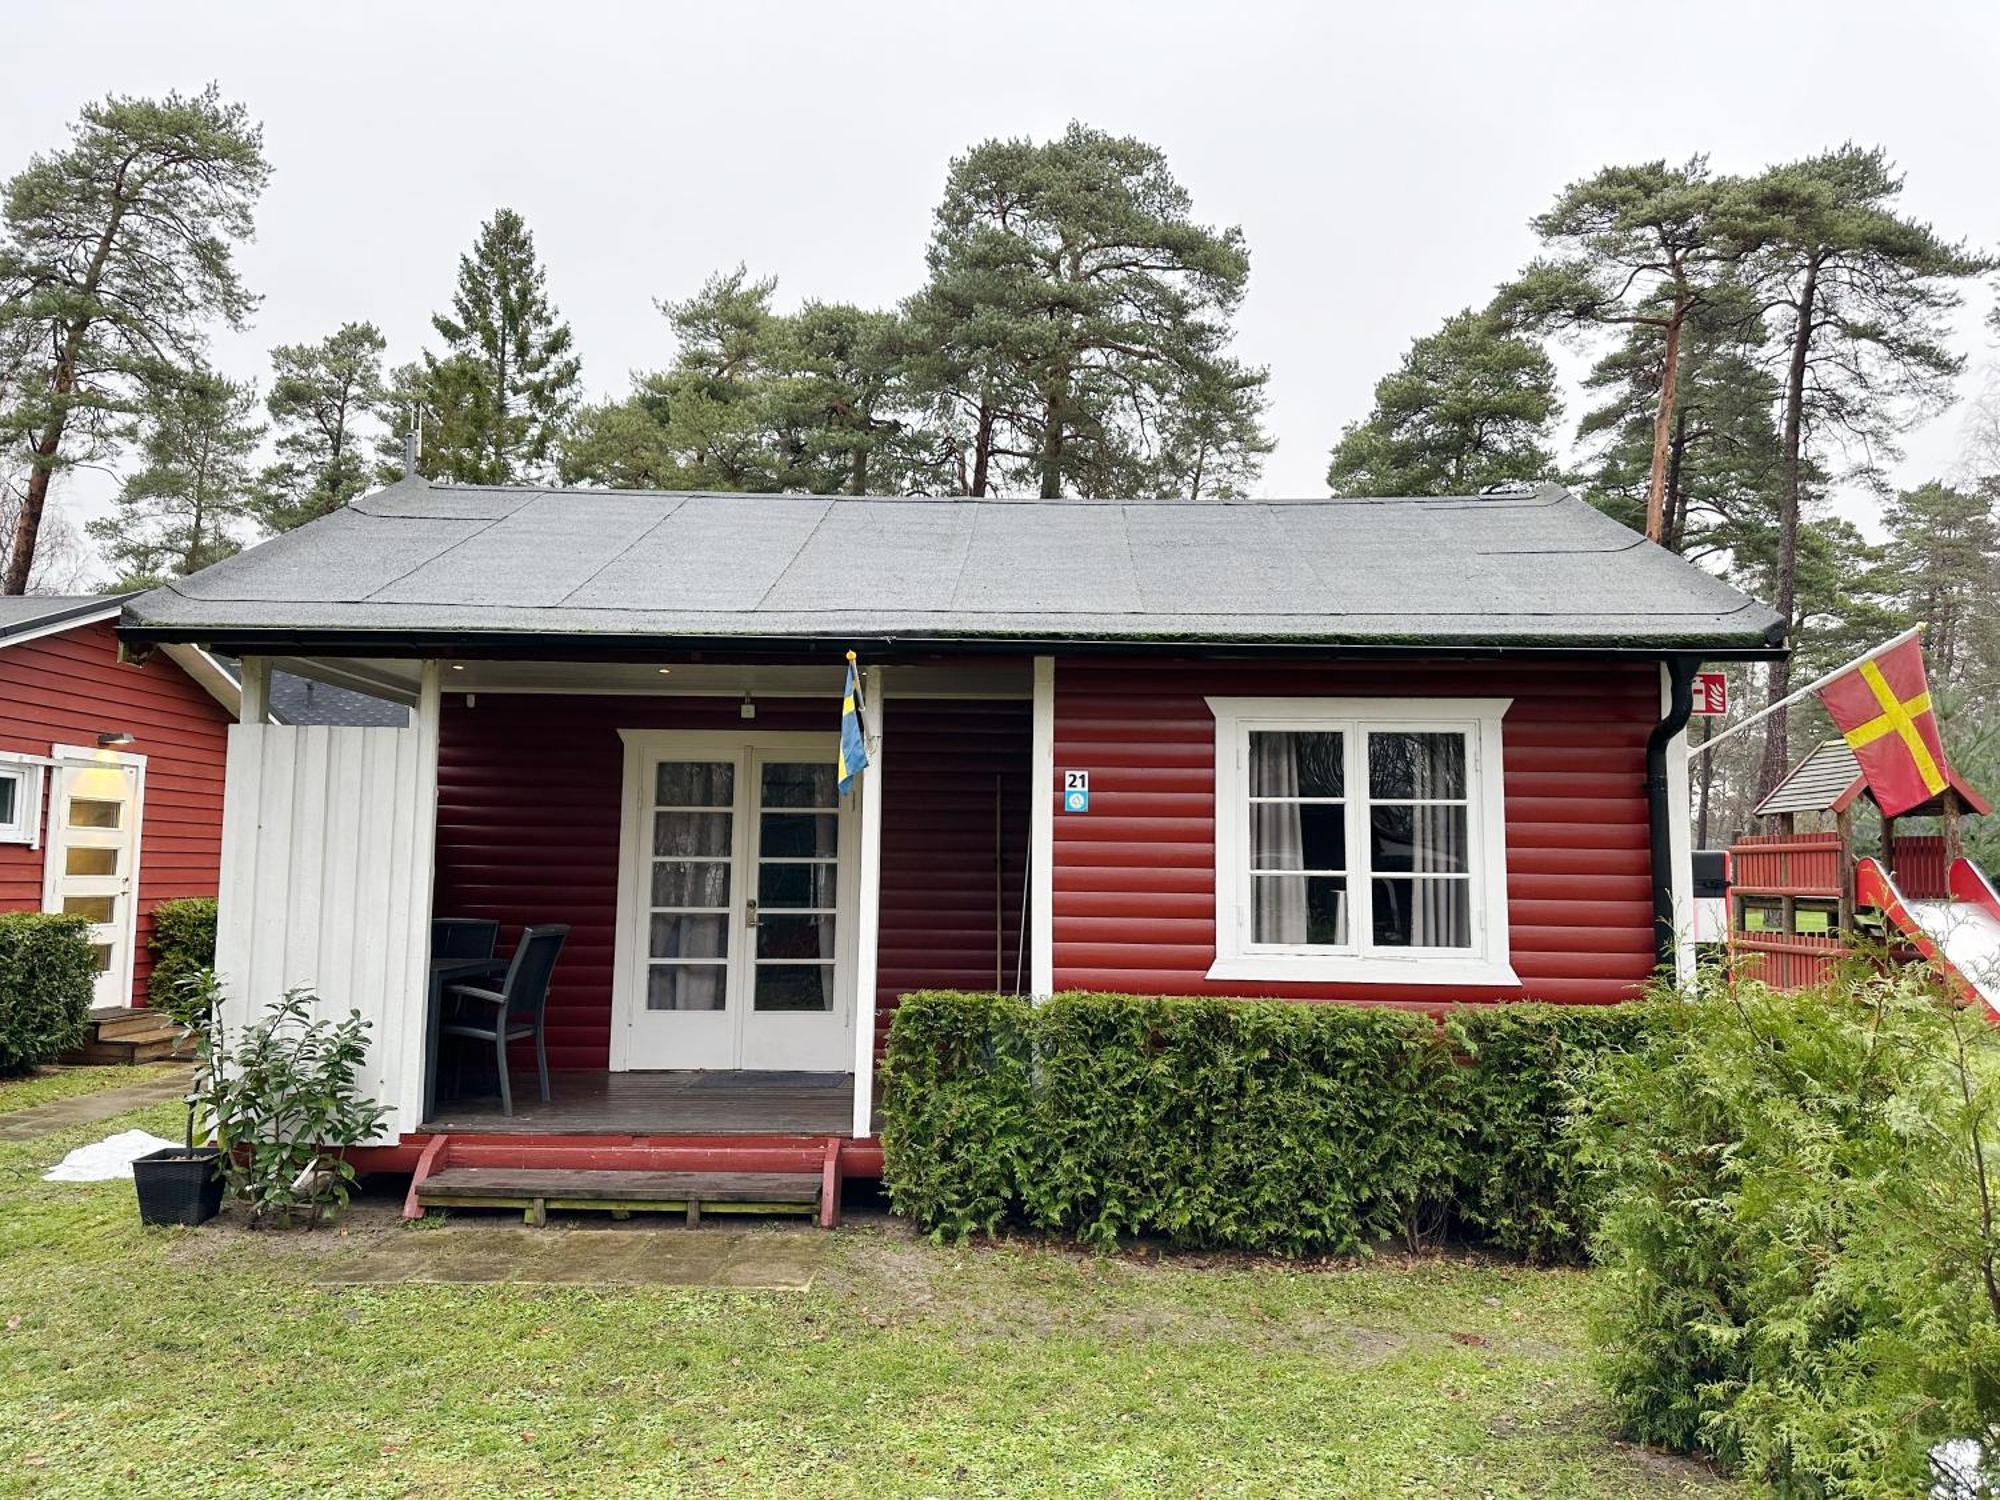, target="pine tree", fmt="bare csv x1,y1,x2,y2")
0,86,268,592
1728,146,1994,793
1326,308,1558,496
1881,480,2000,691
255,321,386,530
1502,158,1741,541
421,208,579,483
905,124,1269,498
87,368,261,588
